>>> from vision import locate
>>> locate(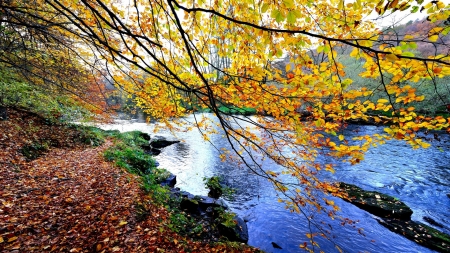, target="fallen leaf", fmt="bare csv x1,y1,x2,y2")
8,236,18,242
